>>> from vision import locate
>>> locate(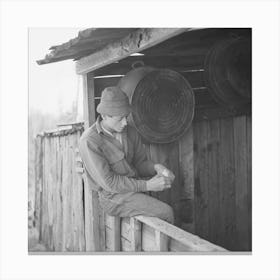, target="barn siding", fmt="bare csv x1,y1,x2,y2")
92,75,251,251
34,128,85,251
193,115,252,251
